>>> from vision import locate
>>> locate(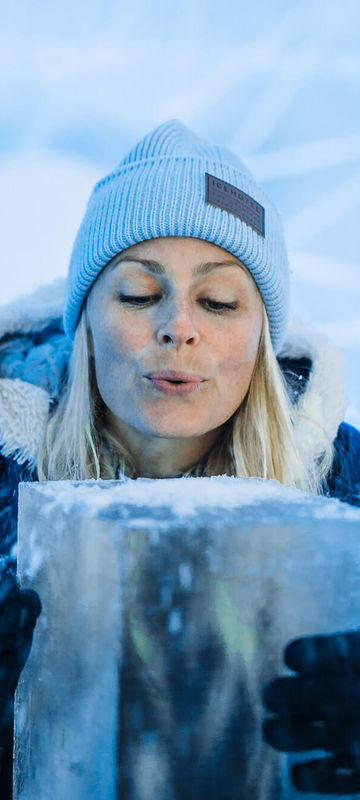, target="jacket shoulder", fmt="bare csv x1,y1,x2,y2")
0,277,71,402
0,323,71,401
326,422,360,507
